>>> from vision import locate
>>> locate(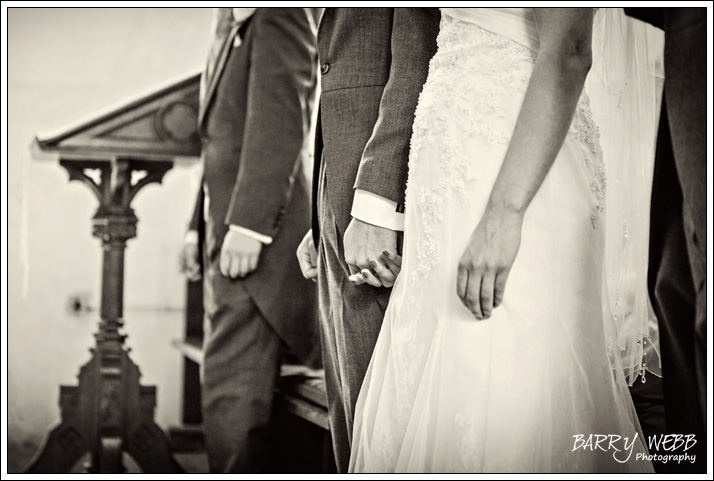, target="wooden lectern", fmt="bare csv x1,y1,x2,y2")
25,71,202,474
